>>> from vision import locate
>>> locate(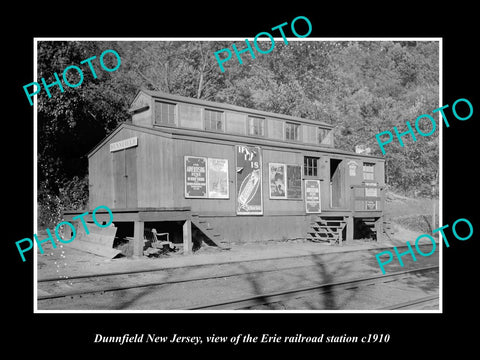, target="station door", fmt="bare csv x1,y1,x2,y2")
112,147,137,208
330,158,345,208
